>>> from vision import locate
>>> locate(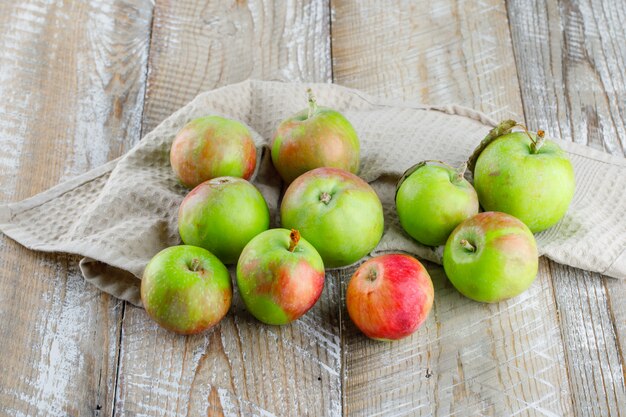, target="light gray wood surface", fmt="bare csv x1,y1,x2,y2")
0,2,152,416
0,0,624,416
508,0,626,414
